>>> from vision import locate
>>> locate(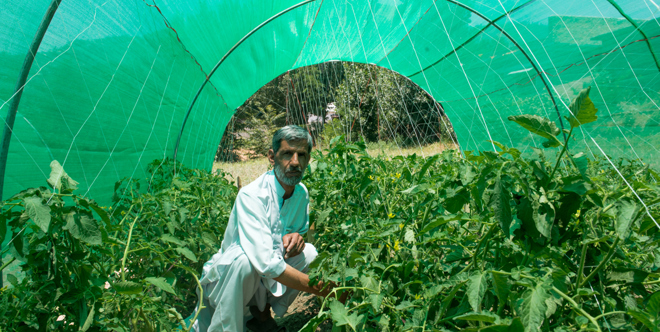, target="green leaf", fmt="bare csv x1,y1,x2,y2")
175,247,198,262
161,234,184,246
359,174,374,195
559,178,590,196
81,303,95,331
298,312,329,332
492,177,512,237
491,271,511,305
401,183,430,195
47,160,79,193
7,274,18,287
628,310,655,330
419,214,466,236
329,299,362,329
571,152,589,181
369,293,385,313
417,154,440,182
556,193,581,230
144,277,176,295
459,163,477,185
0,214,6,243
202,233,217,247
542,138,562,148
455,311,500,323
22,196,51,233
467,272,488,312
113,281,143,295
533,195,555,238
10,231,25,260
615,198,640,240
316,208,333,224
89,203,110,224
567,86,598,128
162,199,173,216
440,280,468,317
545,296,562,318
507,114,561,141
63,212,102,245
517,281,550,331
647,291,660,316
607,269,649,285
480,318,525,332
404,228,415,243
